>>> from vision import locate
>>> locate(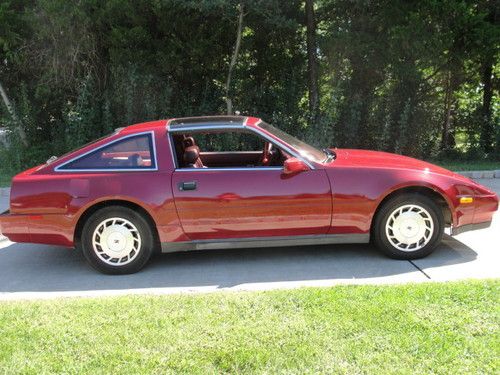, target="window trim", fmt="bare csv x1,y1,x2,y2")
168,125,315,171
54,131,158,172
175,167,284,172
